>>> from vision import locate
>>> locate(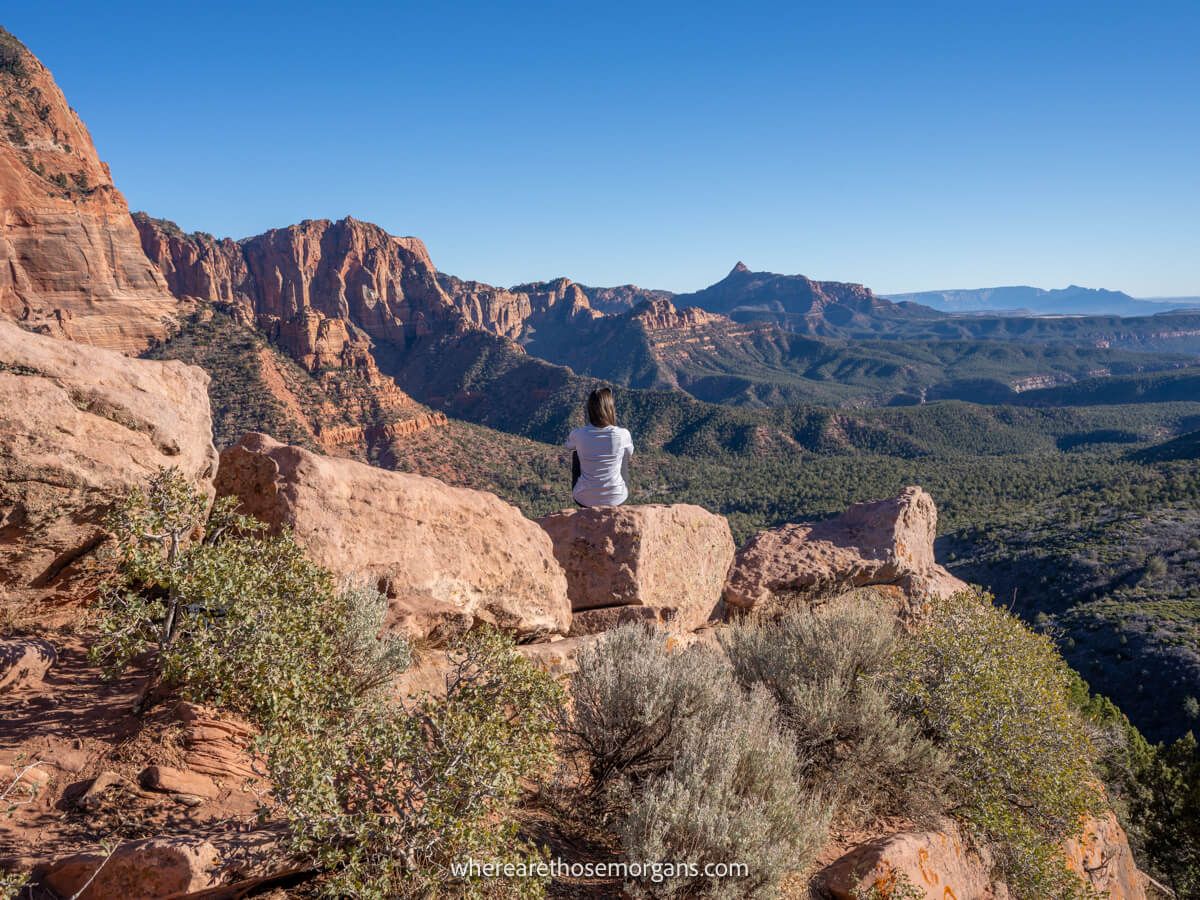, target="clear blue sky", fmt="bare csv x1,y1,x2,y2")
6,1,1198,295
